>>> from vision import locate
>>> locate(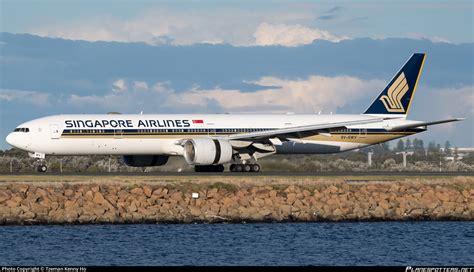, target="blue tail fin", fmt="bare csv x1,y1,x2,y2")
363,53,426,117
